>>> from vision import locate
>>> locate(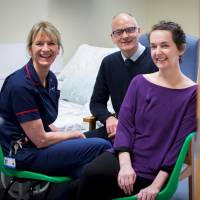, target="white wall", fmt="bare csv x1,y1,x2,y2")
0,0,49,43
146,0,199,37
0,0,199,64
47,0,149,63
